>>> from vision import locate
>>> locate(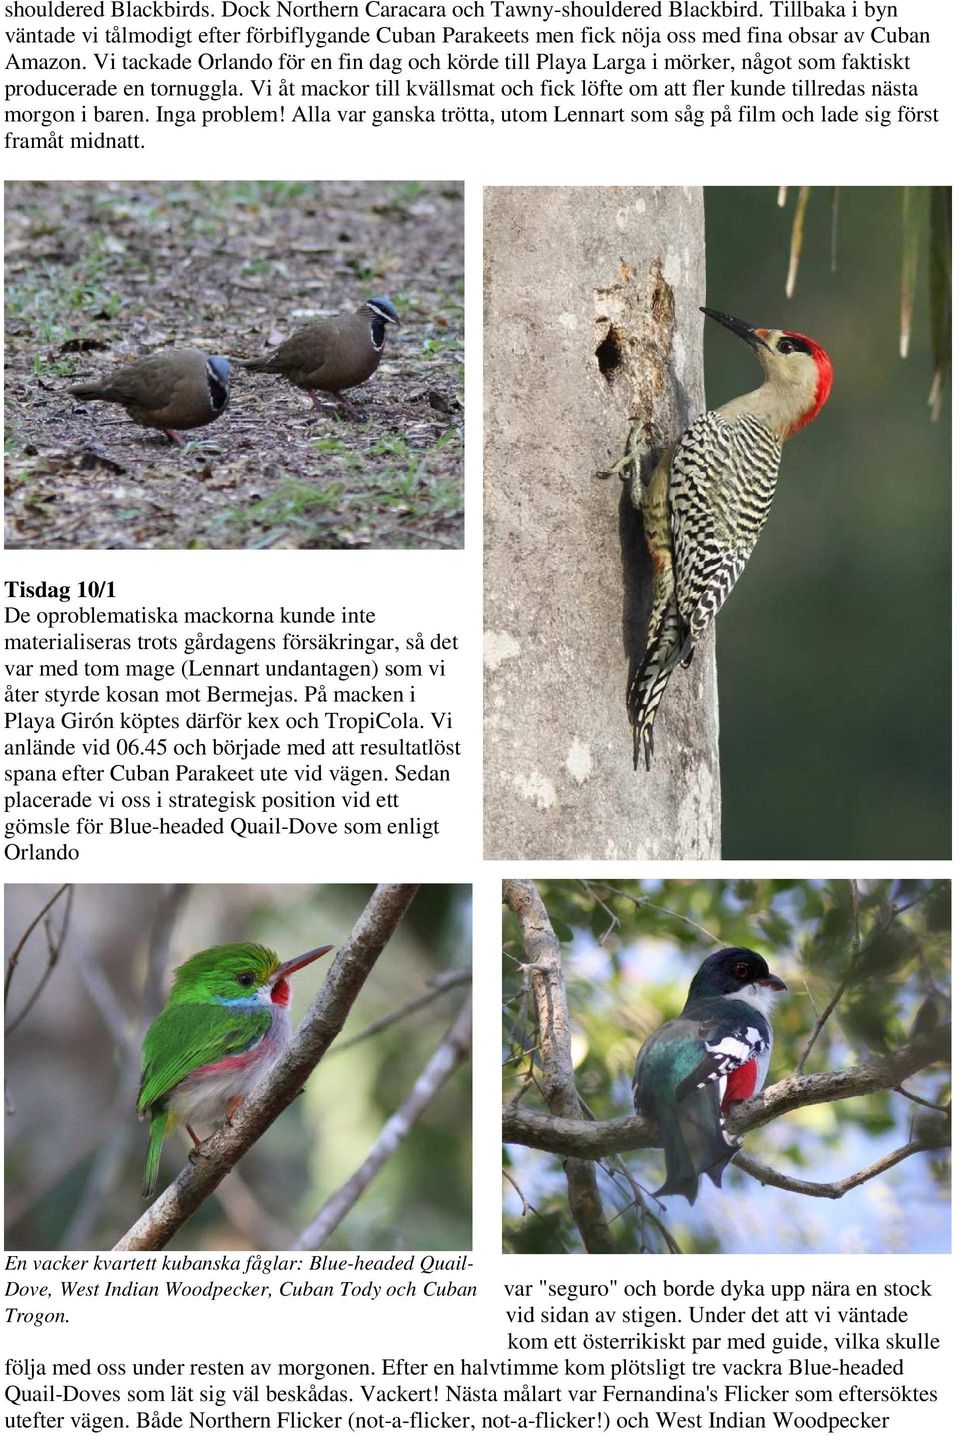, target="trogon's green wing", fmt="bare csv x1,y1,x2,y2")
137,1003,272,1114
